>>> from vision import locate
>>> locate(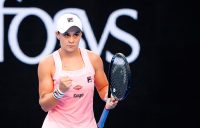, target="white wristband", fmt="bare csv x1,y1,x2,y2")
53,87,65,99
57,87,65,95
